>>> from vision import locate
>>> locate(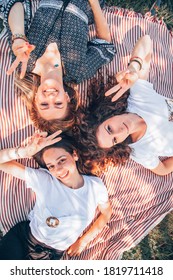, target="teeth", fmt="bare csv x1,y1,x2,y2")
59,172,68,179
44,88,57,92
